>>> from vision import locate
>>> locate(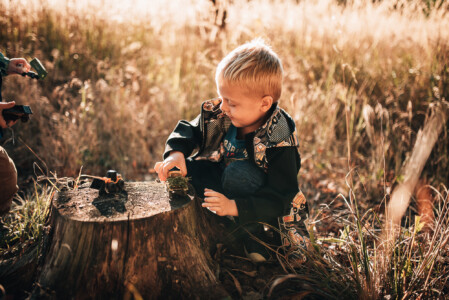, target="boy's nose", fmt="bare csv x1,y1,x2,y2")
220,101,227,113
